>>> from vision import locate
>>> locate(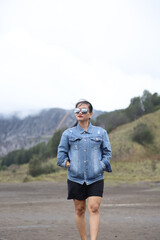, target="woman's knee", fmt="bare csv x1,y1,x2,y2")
74,200,86,217
88,203,100,214
76,206,86,216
